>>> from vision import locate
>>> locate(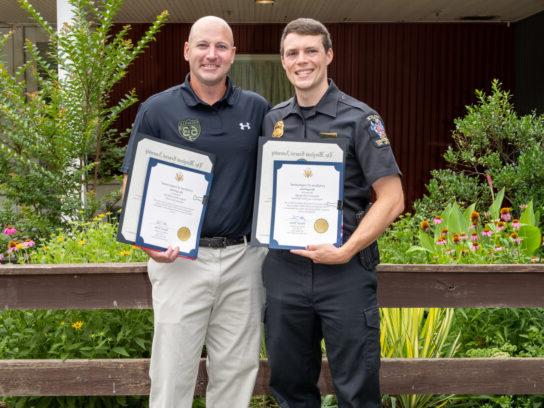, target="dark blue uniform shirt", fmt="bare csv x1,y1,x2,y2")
262,80,401,241
122,75,269,237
